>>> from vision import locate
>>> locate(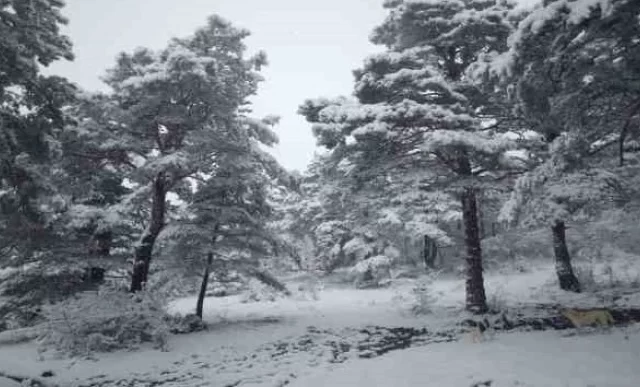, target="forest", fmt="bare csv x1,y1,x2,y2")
1,0,640,386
